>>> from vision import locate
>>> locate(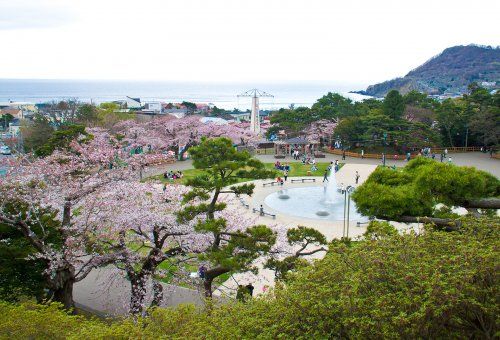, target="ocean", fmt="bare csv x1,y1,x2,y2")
0,79,370,110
